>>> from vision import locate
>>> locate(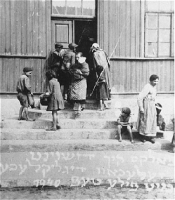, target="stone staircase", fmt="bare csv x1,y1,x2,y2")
0,101,174,188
